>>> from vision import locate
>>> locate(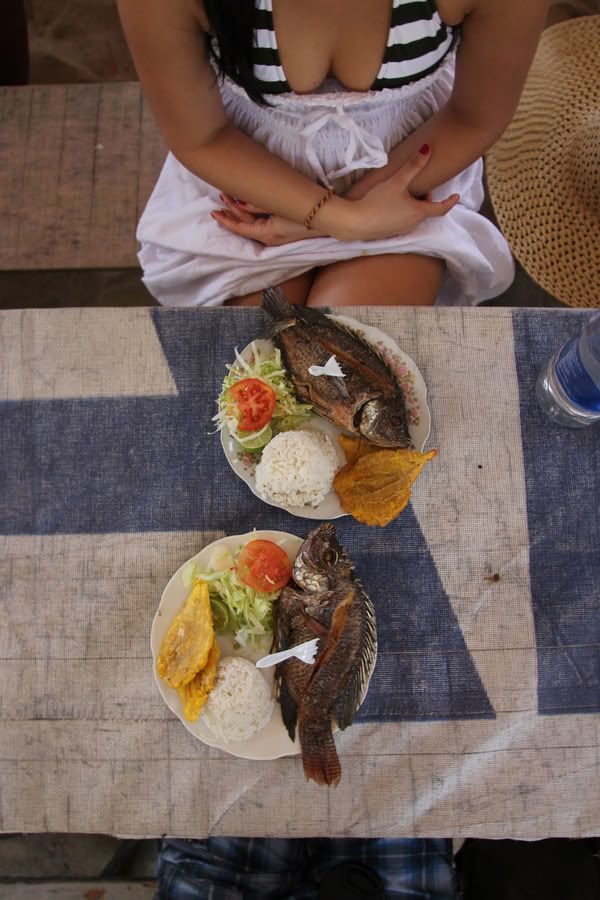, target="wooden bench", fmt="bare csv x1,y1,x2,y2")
0,882,156,899
0,83,166,270
0,82,561,311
